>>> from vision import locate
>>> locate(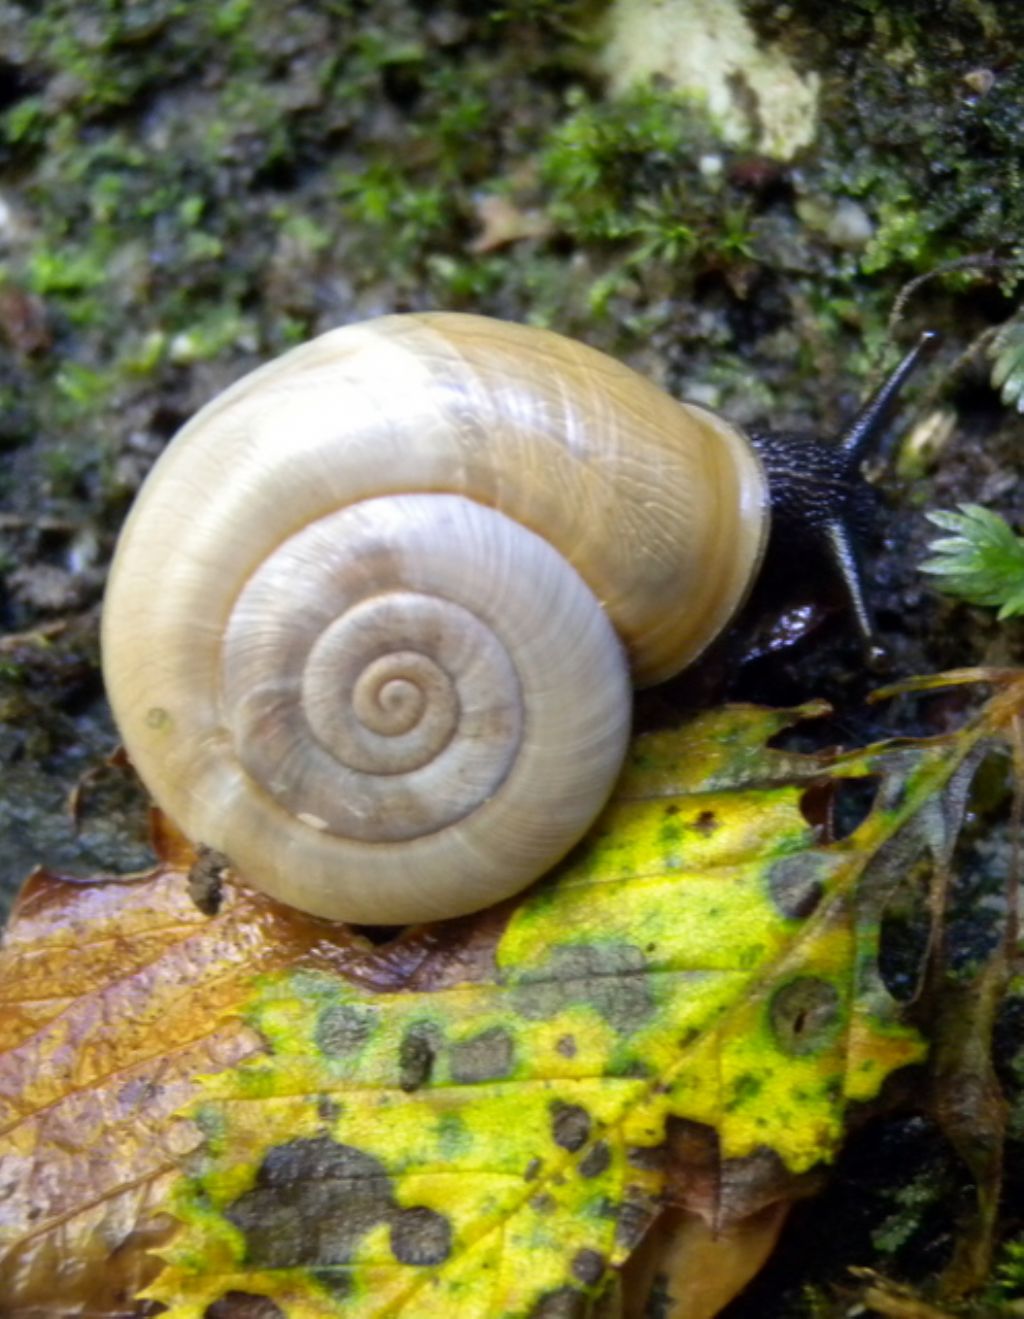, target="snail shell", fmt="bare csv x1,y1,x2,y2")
102,313,768,923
